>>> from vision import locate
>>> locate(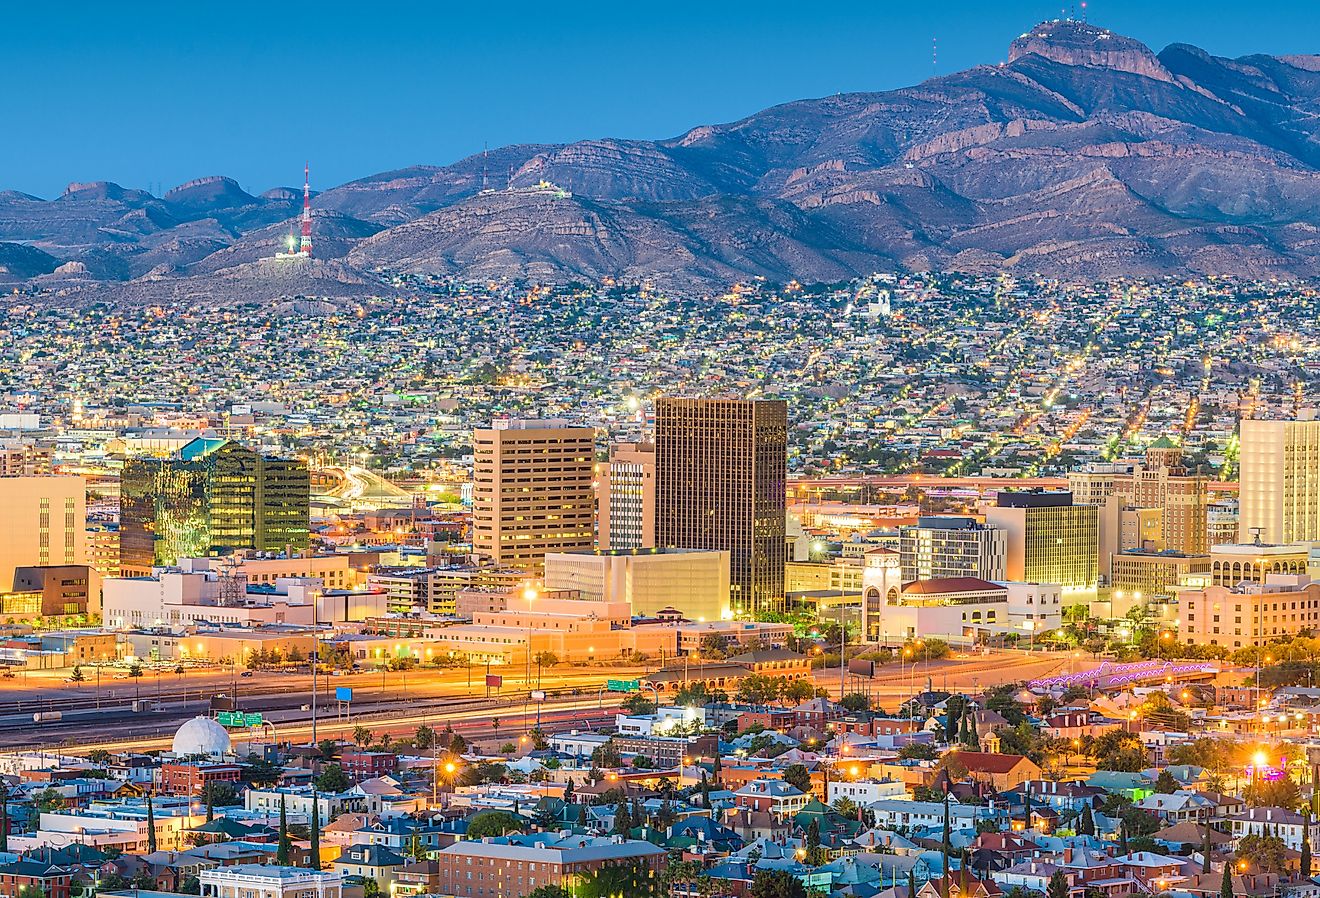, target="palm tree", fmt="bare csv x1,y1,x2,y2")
128,663,143,704
531,651,558,688
352,725,372,748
